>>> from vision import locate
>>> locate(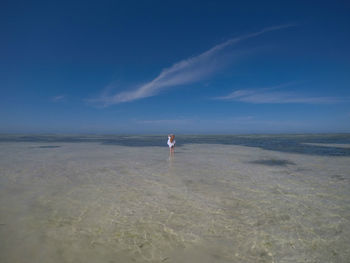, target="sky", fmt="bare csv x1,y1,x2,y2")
1,0,350,134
